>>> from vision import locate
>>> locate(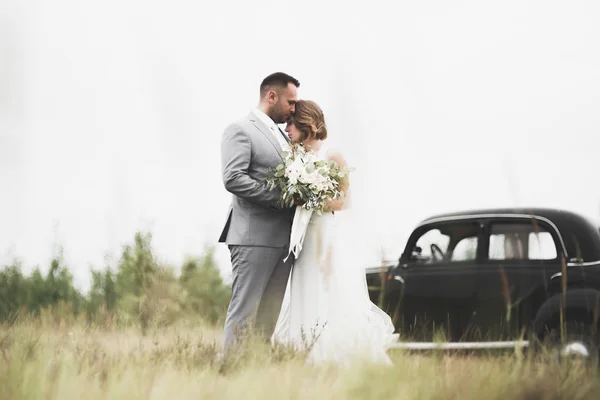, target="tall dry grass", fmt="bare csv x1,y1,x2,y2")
0,317,599,400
